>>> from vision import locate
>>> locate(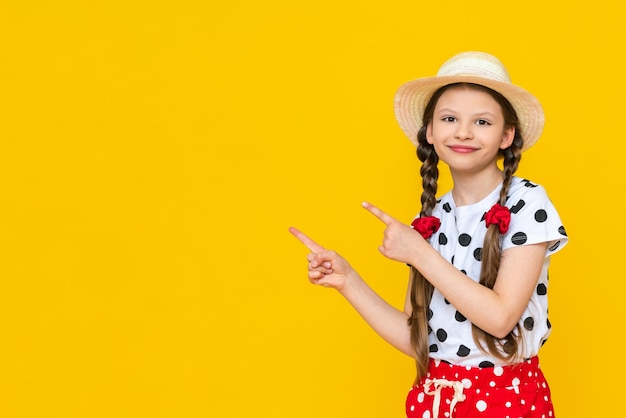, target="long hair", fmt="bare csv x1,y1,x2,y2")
408,82,524,381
